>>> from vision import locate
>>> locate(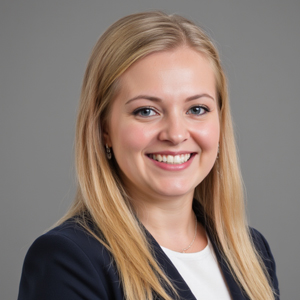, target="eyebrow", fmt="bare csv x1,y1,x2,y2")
125,93,215,105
